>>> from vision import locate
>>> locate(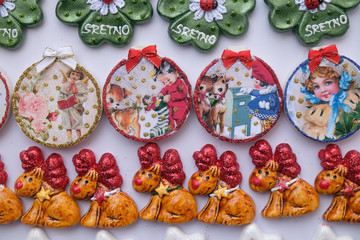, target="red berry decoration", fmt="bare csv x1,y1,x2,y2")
305,0,323,9
200,0,218,11
102,0,114,4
